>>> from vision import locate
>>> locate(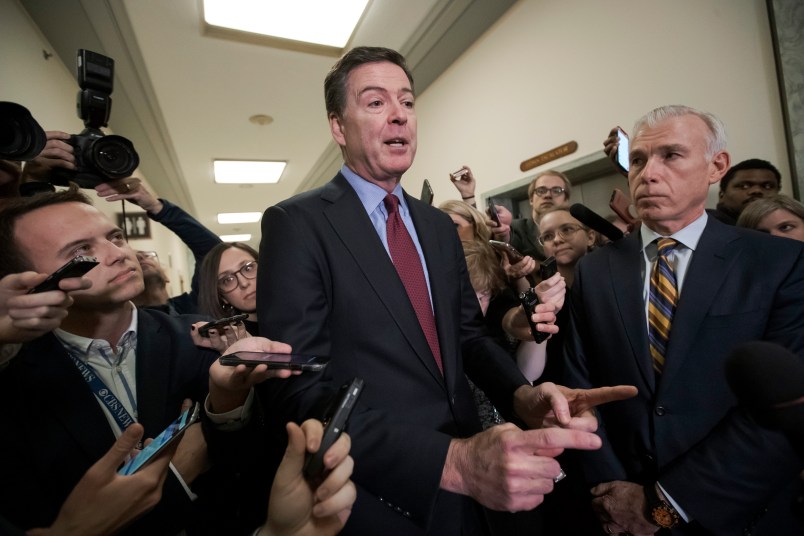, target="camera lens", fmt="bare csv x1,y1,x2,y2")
0,102,47,161
89,134,139,178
